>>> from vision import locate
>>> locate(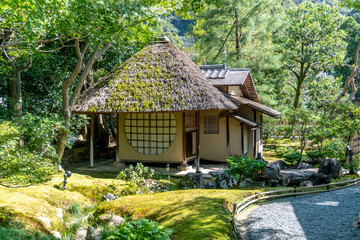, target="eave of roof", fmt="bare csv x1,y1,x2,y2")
218,111,258,127
228,94,281,118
